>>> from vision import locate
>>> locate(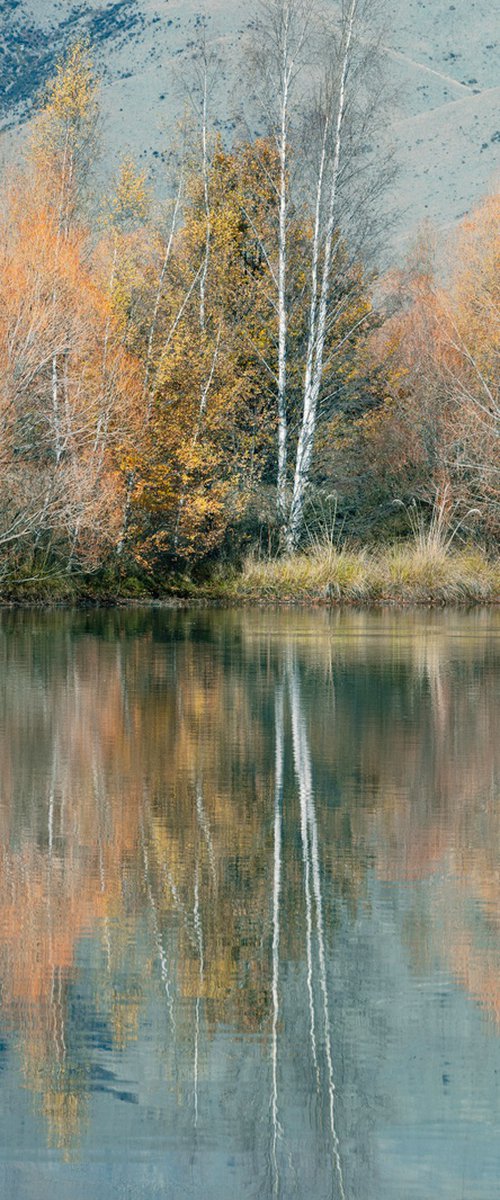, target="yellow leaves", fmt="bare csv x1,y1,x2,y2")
109,157,151,229
33,40,98,155
448,192,500,380
0,165,143,564
7,36,403,568
44,40,97,125
29,39,99,224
